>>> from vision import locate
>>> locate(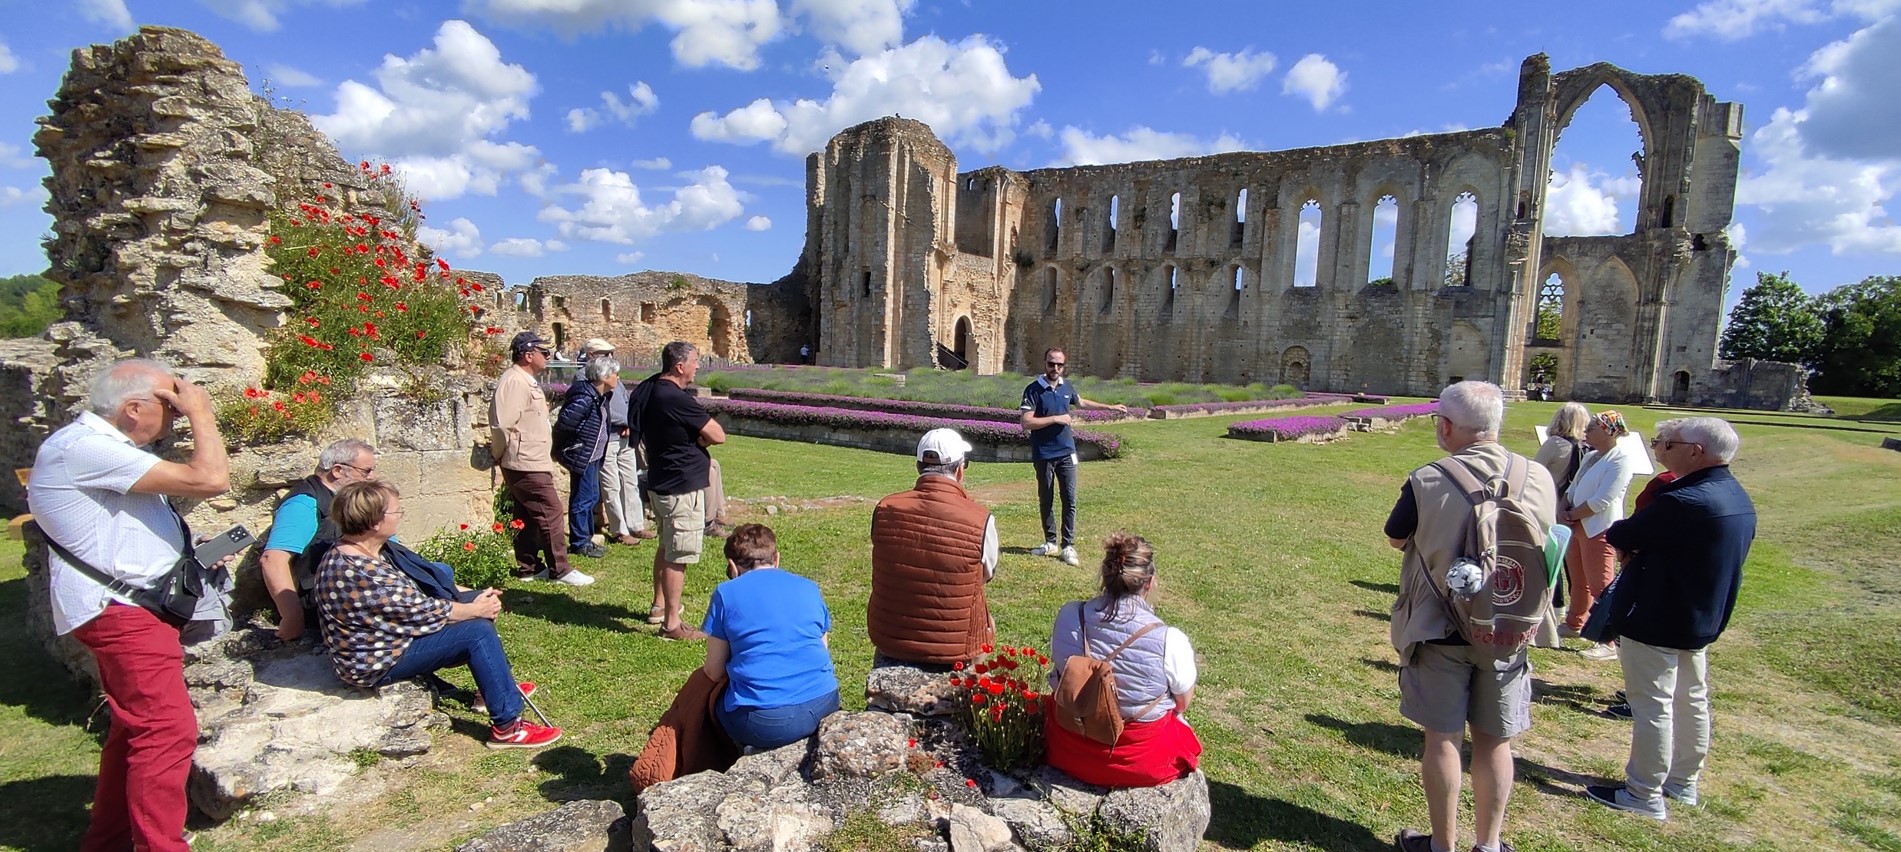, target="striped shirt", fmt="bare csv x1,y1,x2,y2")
316,547,450,688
